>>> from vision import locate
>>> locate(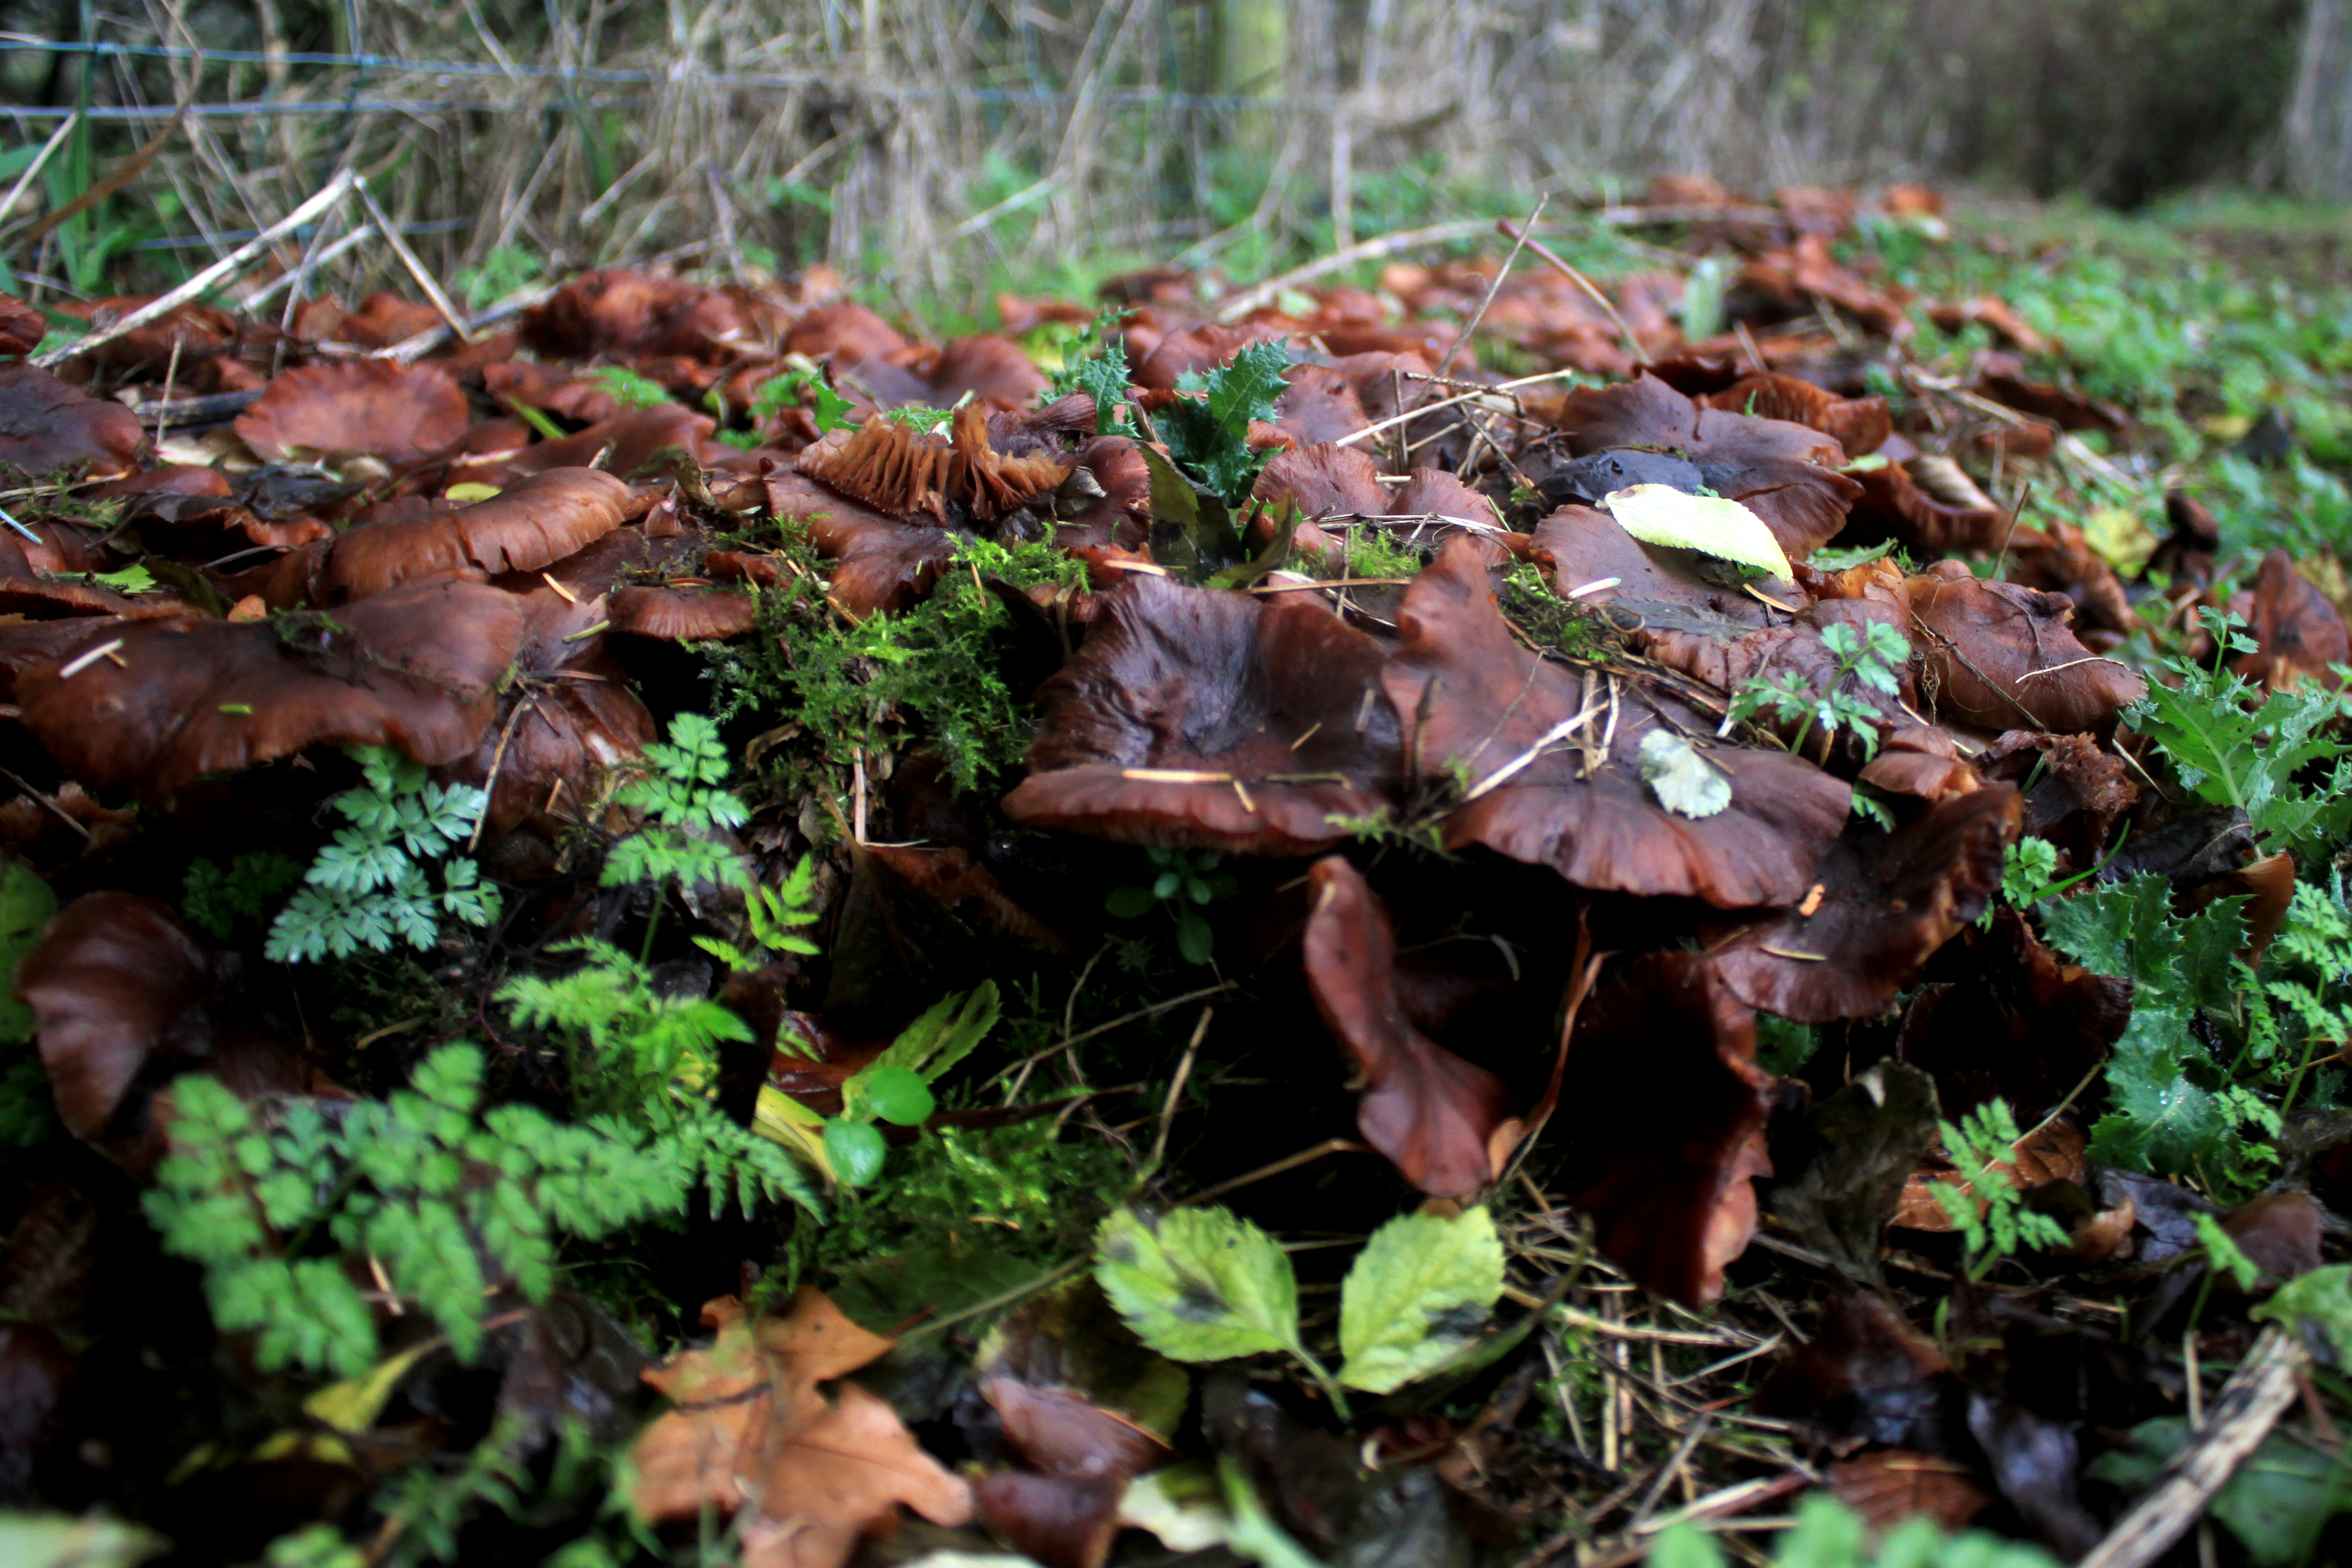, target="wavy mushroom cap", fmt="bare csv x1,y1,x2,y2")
1004,573,1403,856
1387,538,1850,909
1905,561,2147,733
18,892,212,1149
18,579,526,798
759,469,954,618
1711,785,2019,1023
1697,372,1892,457
2230,548,2350,691
234,359,470,467
0,365,146,478
608,585,760,641
1549,373,1861,559
1555,952,1774,1306
321,467,632,601
1301,857,1514,1198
